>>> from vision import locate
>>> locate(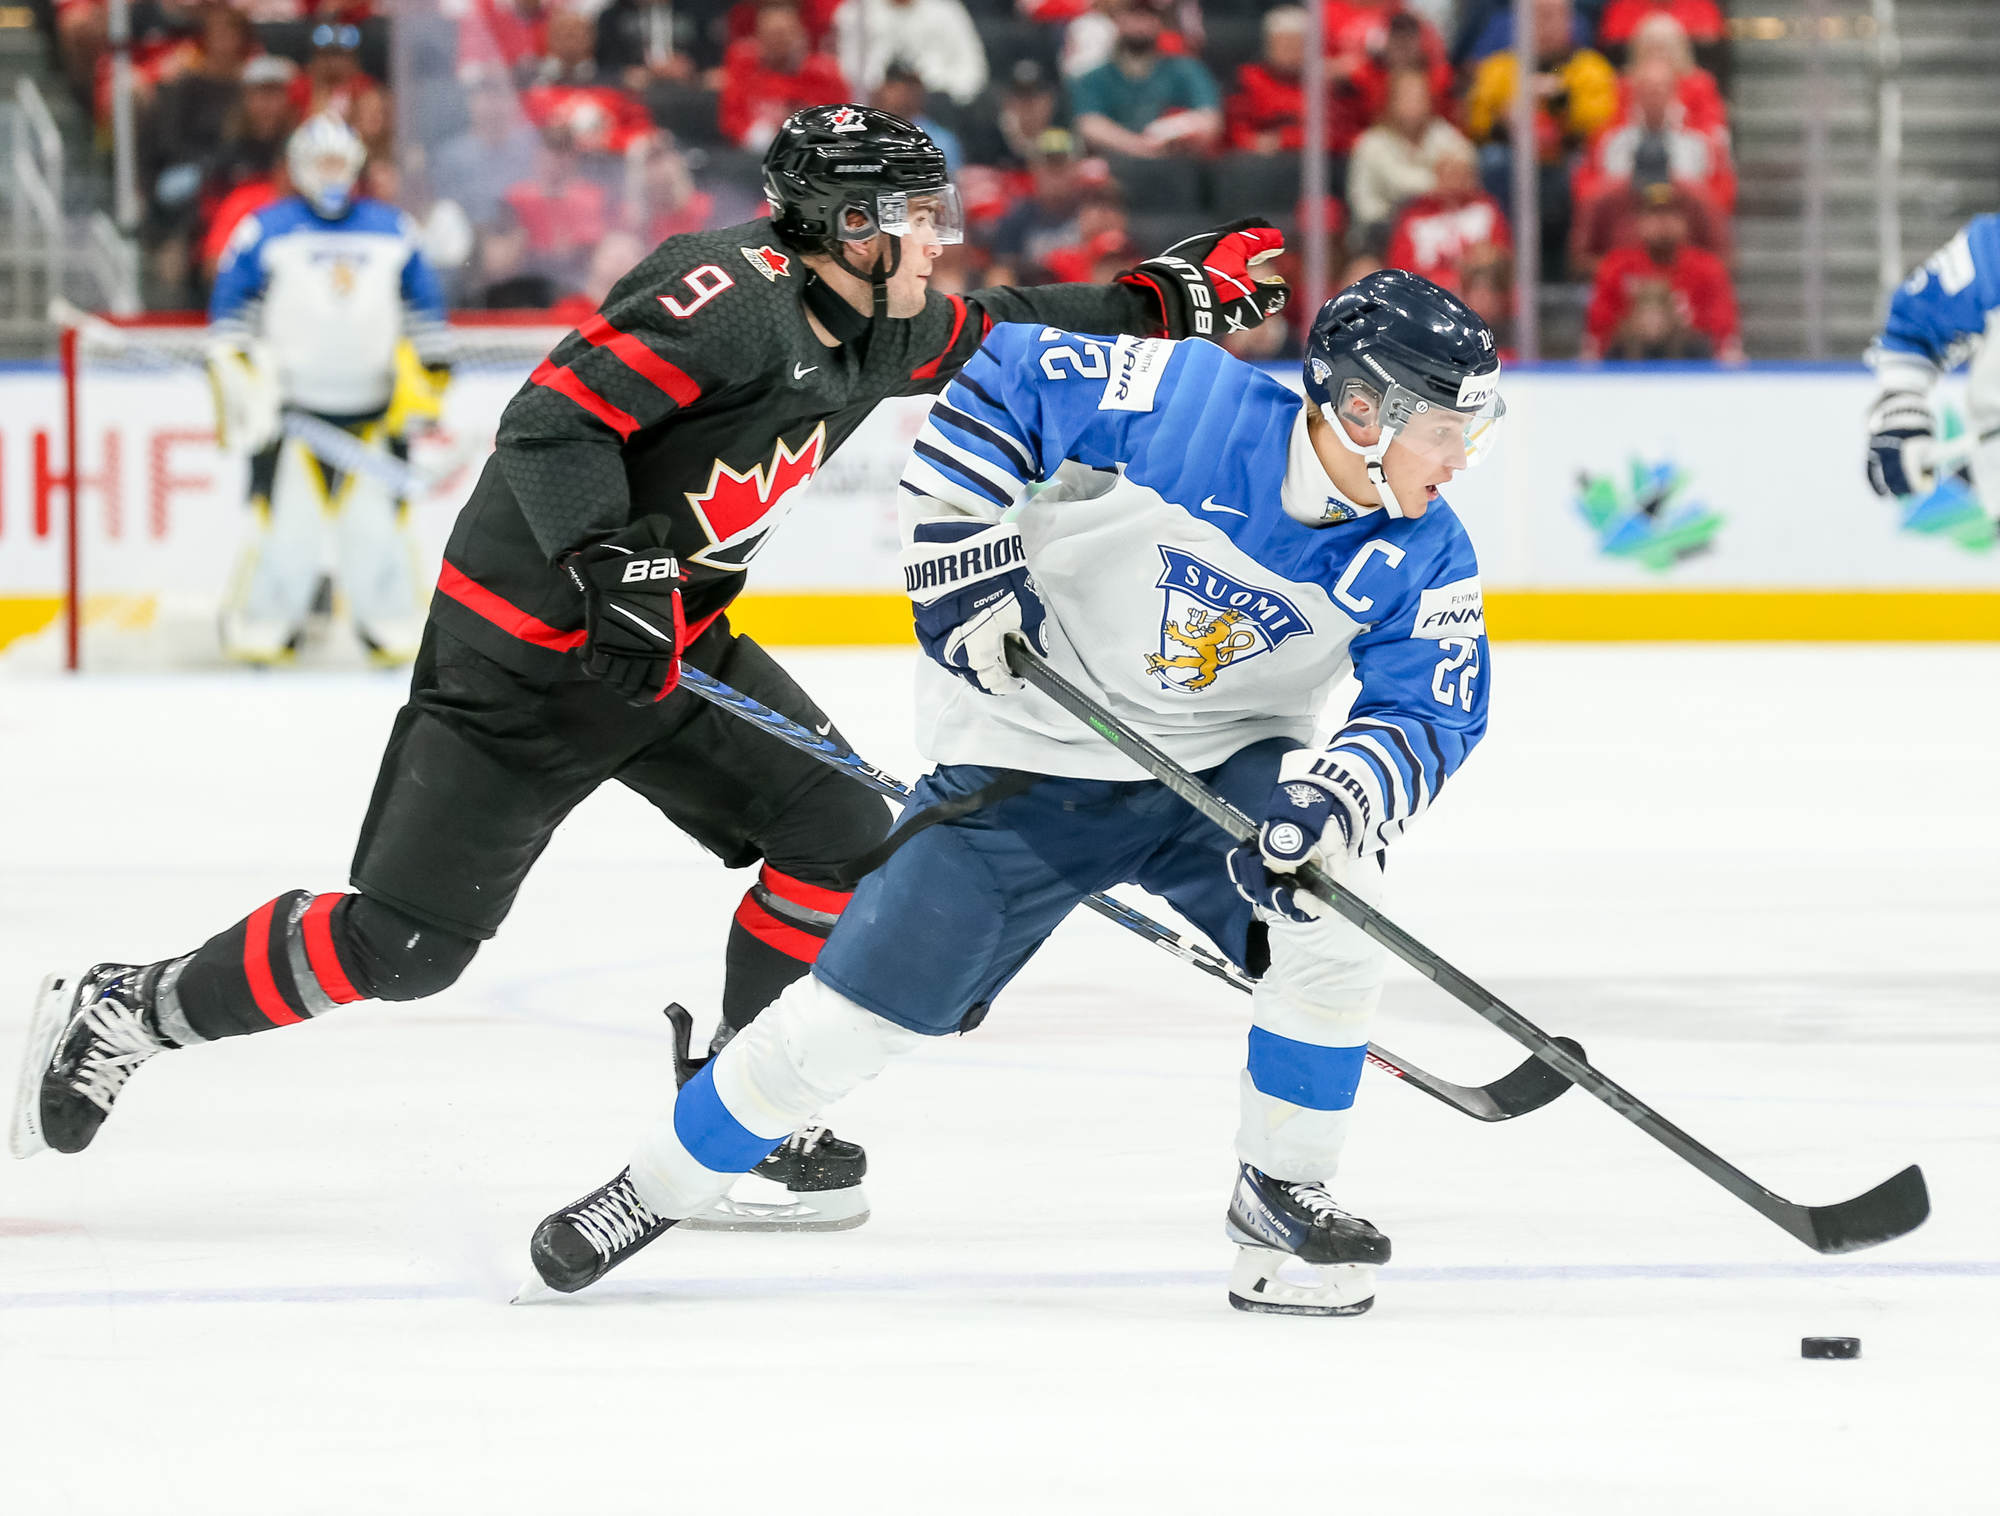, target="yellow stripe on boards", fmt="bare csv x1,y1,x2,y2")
1485,592,2000,641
